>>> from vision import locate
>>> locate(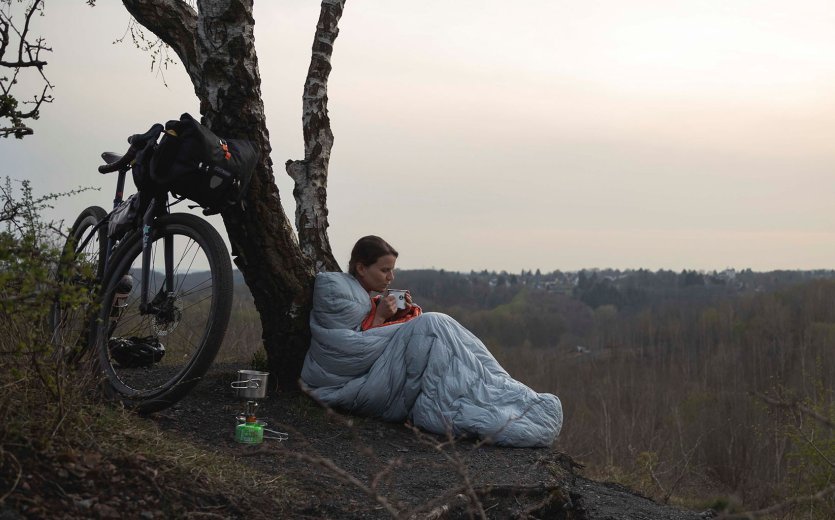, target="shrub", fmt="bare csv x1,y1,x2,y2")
0,178,97,451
